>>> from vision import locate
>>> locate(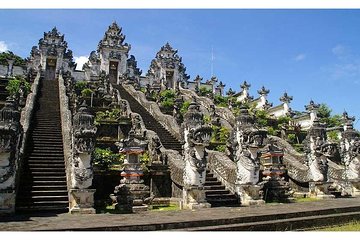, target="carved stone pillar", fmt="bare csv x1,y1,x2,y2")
6,59,14,77
232,106,265,205
182,101,212,209
0,97,22,214
70,101,97,214
339,115,360,196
